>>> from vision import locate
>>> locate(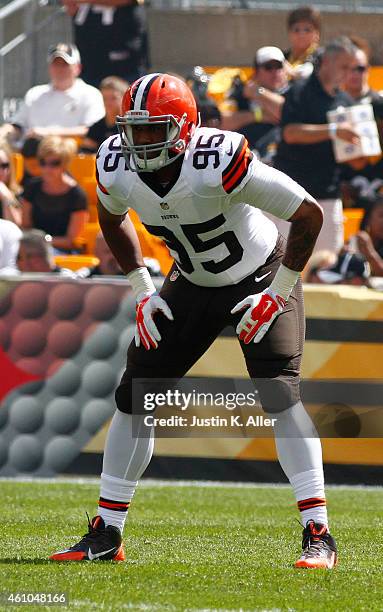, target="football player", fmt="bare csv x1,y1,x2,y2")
50,74,337,569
